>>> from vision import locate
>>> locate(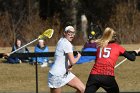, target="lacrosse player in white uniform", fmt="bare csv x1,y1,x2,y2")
48,26,85,93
